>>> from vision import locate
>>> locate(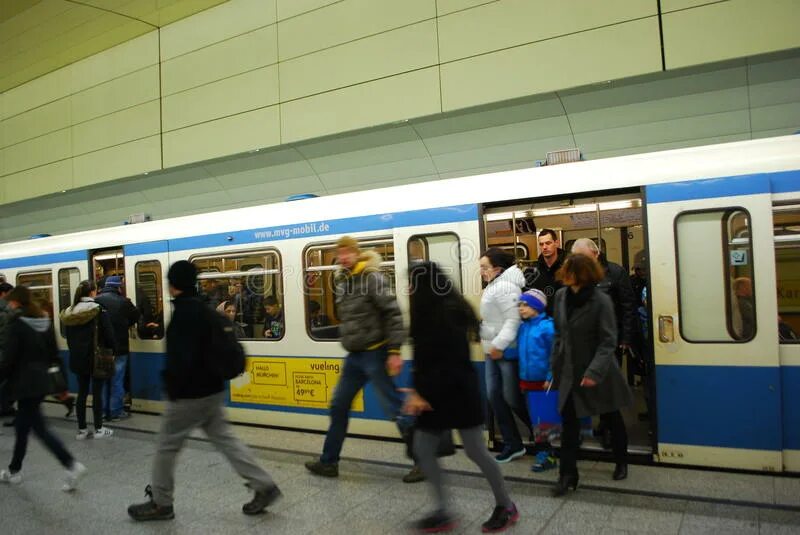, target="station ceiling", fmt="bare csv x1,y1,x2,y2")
0,0,227,93
0,49,798,242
